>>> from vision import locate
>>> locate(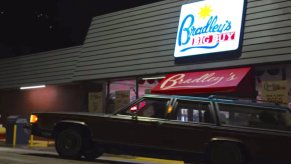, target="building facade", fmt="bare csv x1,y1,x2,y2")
0,0,291,122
